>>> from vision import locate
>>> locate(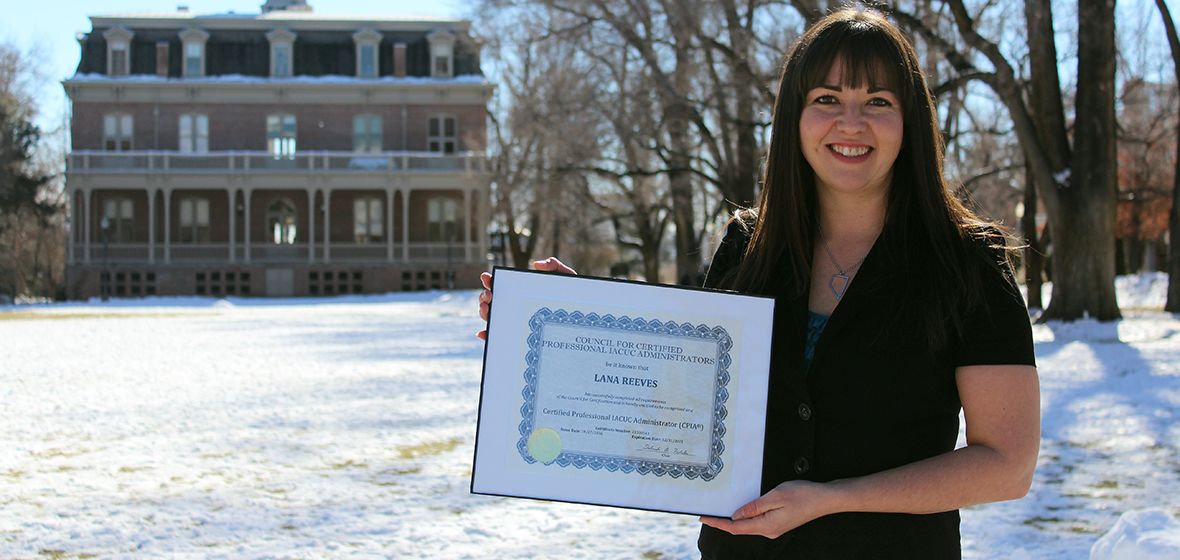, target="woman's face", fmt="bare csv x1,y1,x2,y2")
799,62,903,202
